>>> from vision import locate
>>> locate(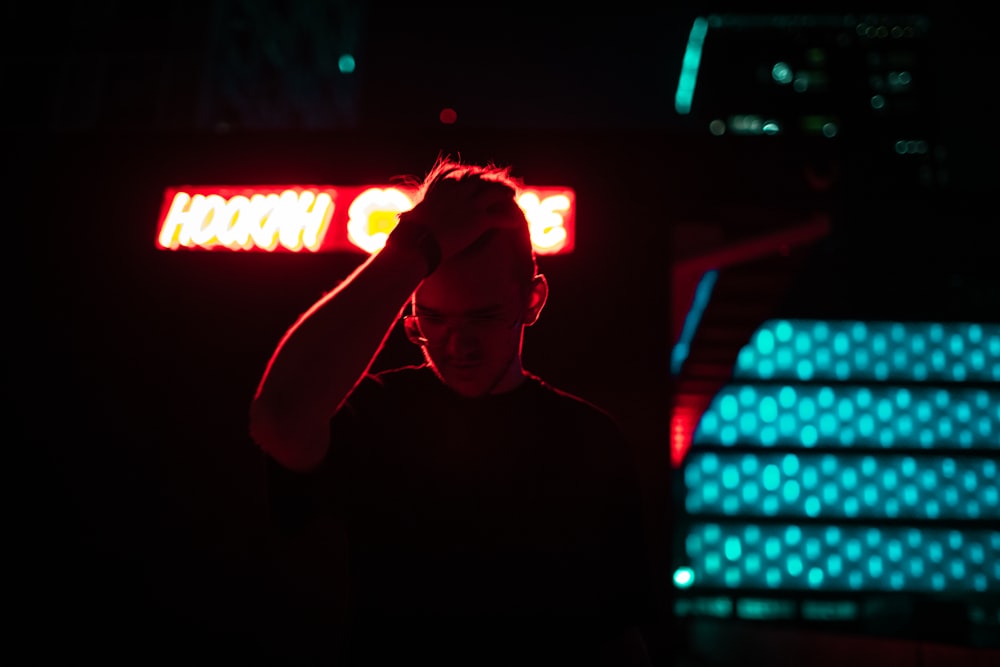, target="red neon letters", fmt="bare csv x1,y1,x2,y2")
156,185,575,255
